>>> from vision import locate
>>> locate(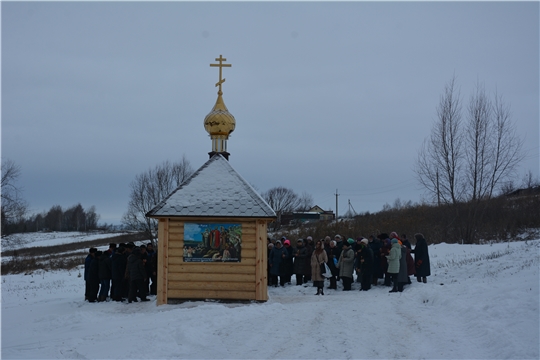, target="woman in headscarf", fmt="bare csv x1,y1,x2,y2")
311,240,328,295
